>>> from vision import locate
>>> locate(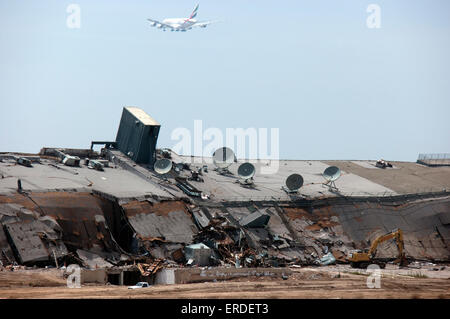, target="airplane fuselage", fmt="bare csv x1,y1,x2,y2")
162,18,197,29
